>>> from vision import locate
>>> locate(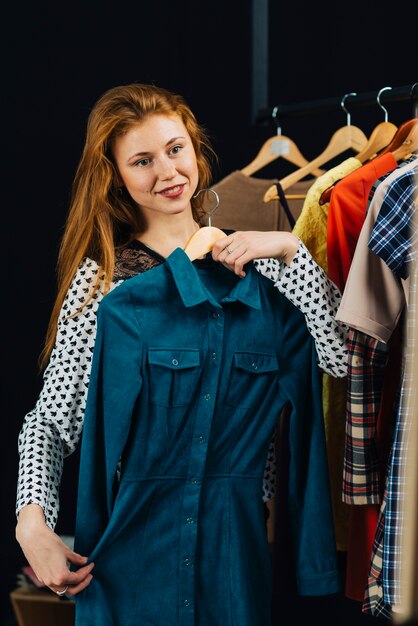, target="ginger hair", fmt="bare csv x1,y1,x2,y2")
40,83,216,368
